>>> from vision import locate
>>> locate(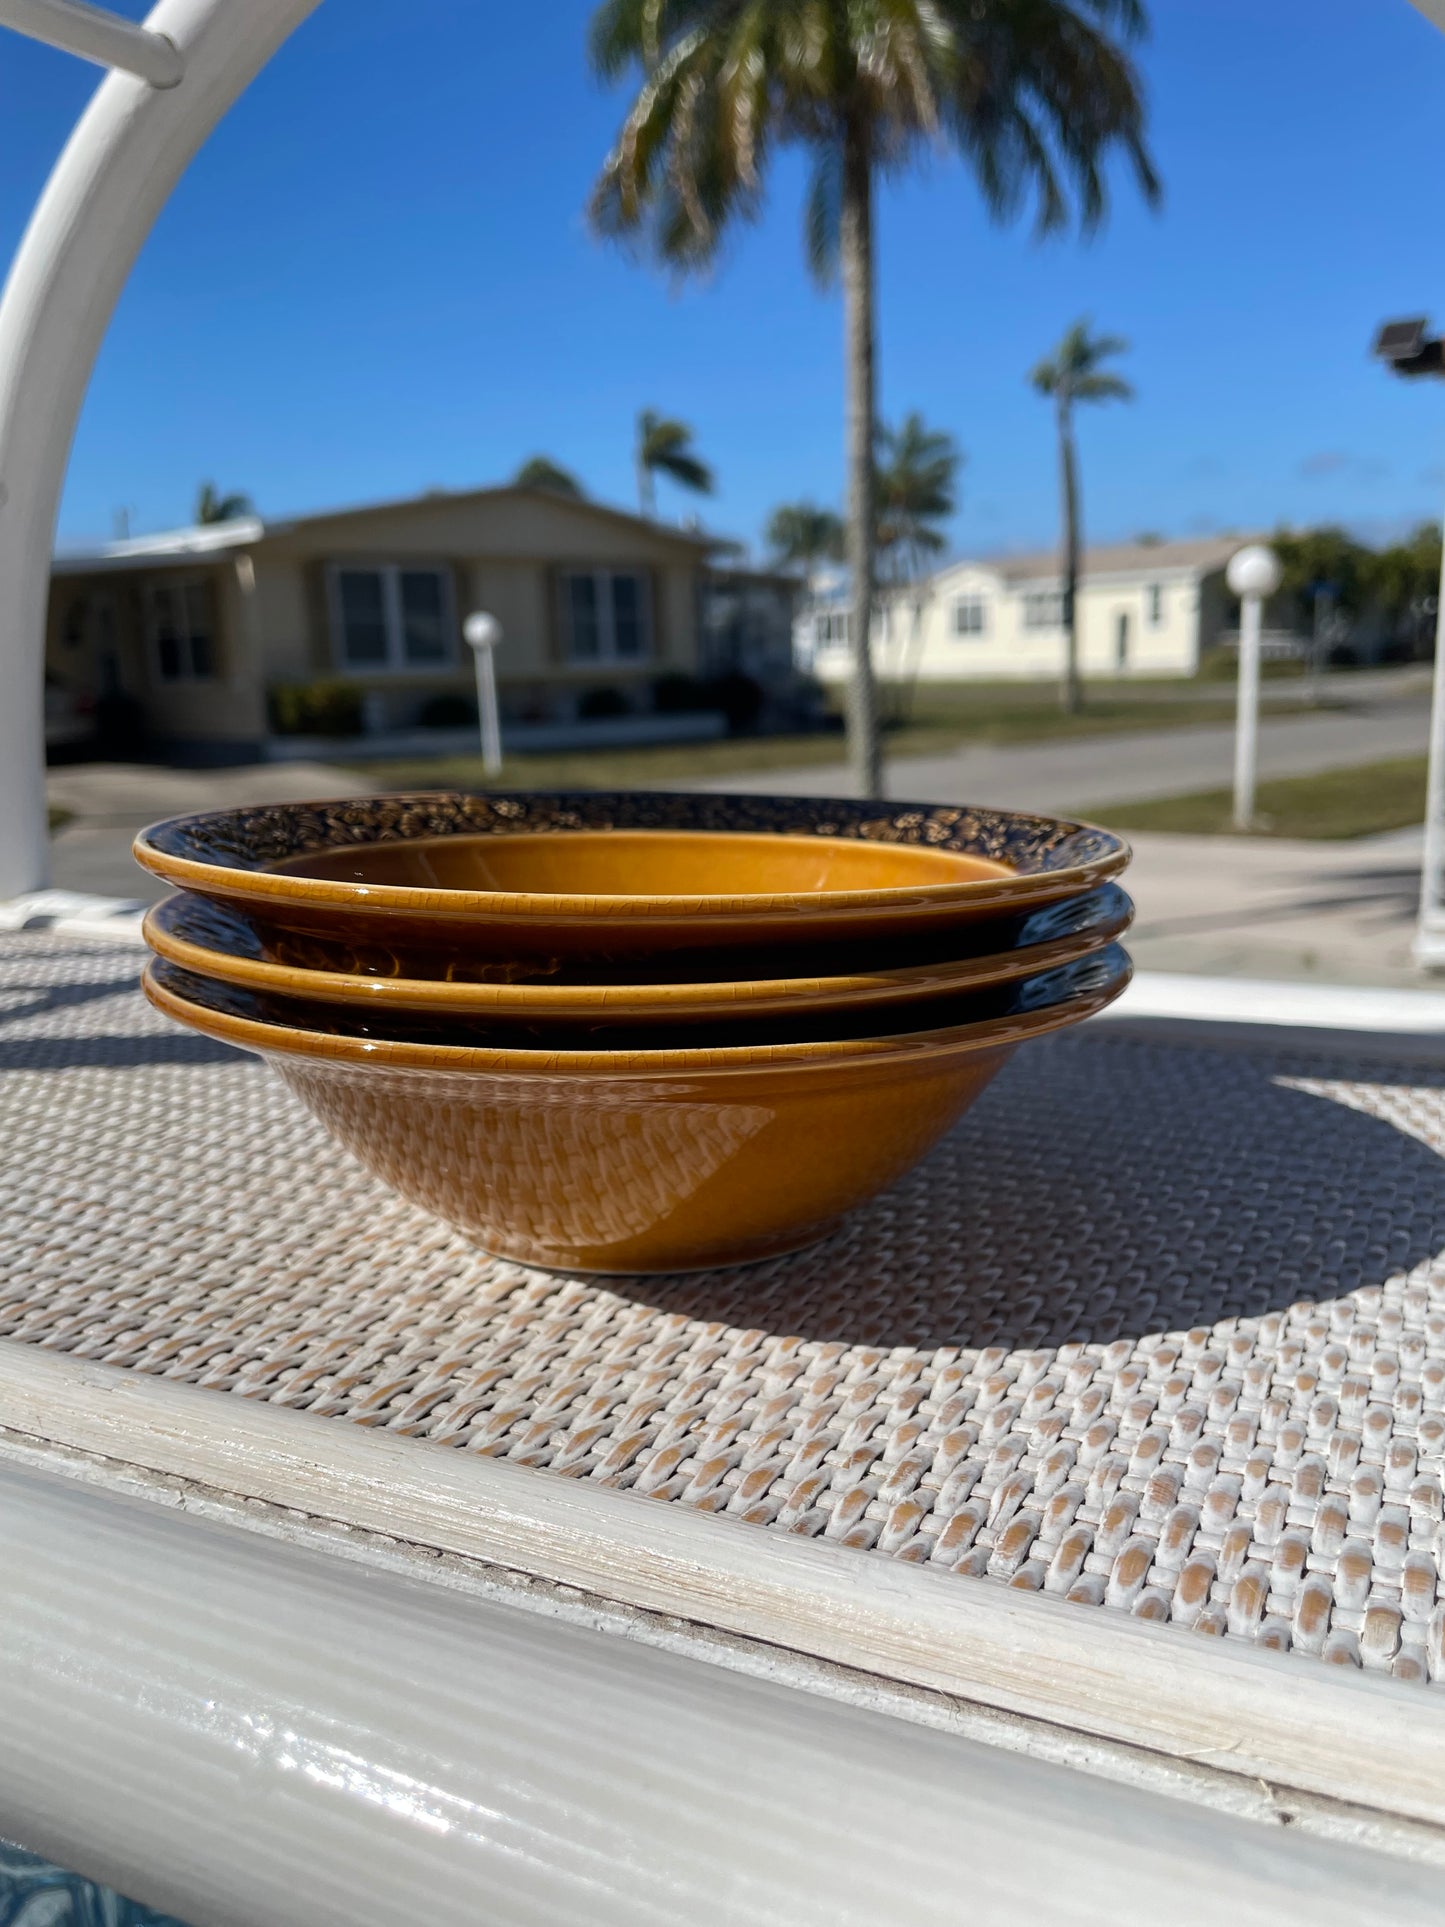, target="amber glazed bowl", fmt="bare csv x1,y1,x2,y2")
132,791,1129,961
144,946,1130,1274
143,883,1133,1026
